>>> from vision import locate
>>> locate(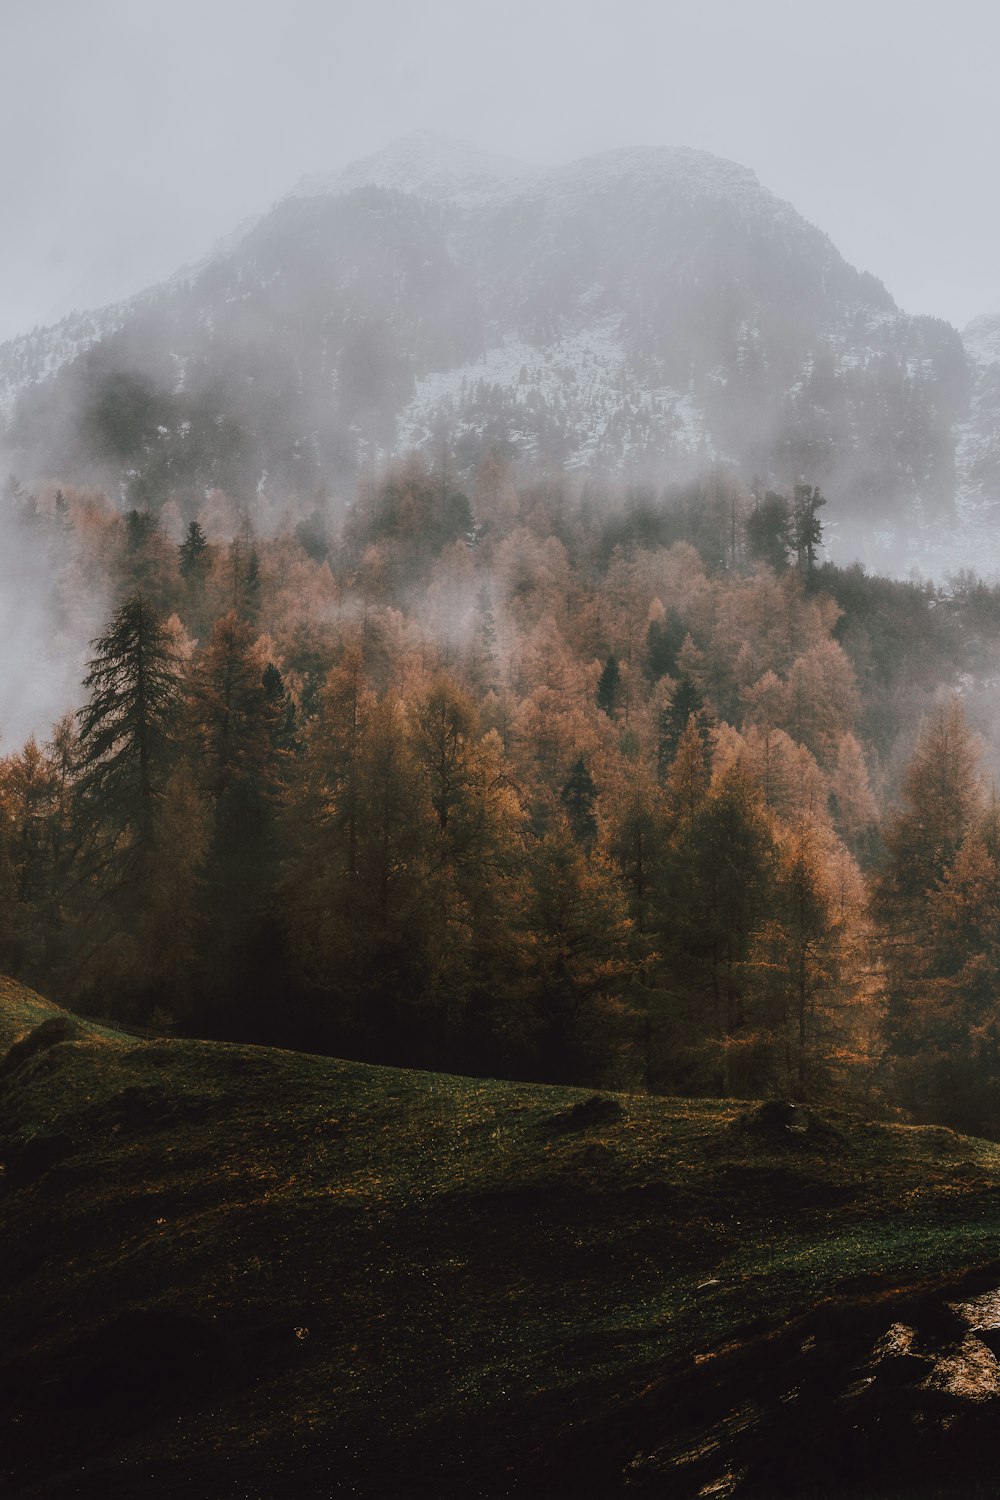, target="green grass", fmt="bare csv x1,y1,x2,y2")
4,983,1000,1497
0,974,69,1048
